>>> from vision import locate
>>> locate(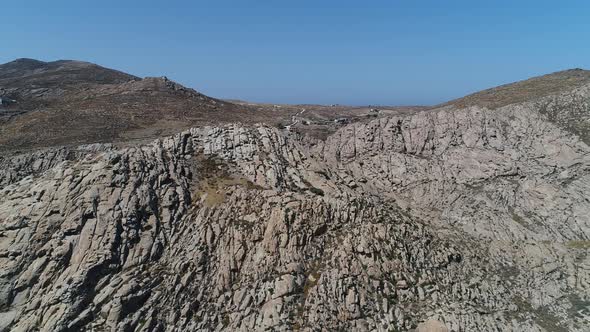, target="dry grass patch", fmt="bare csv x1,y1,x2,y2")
194,176,263,207
566,240,590,250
